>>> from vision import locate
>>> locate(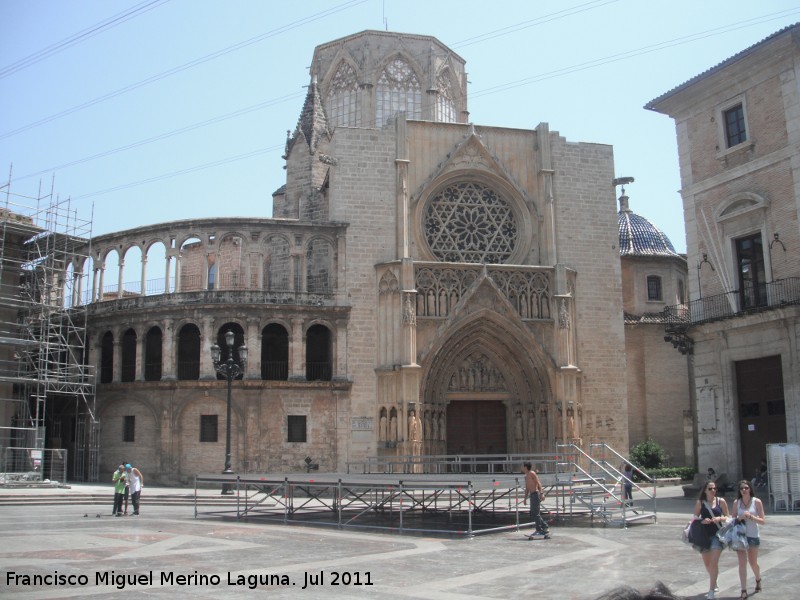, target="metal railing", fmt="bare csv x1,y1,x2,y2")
665,277,800,329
